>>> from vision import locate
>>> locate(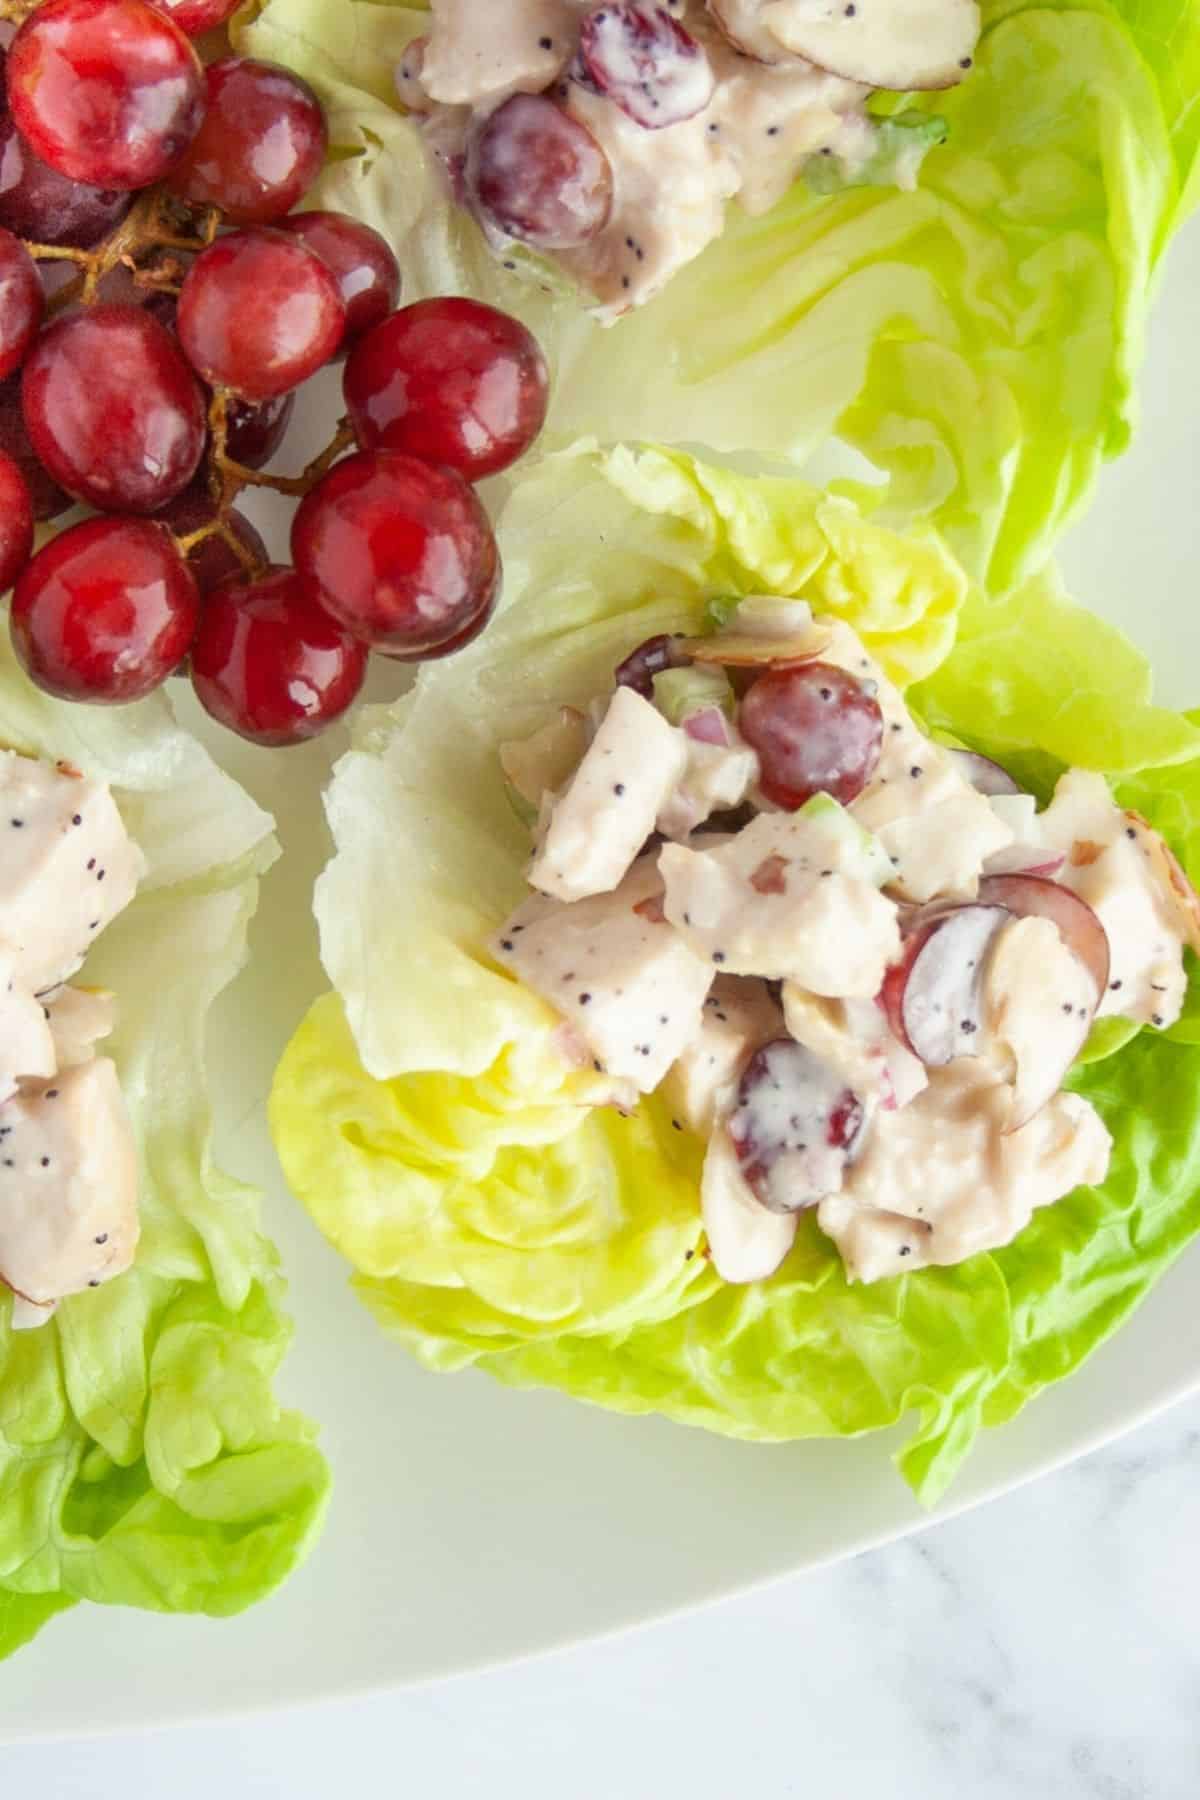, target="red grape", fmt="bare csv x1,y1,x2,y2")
277,211,400,350
578,5,715,129
223,390,295,470
0,452,33,592
729,1039,864,1212
190,566,367,746
156,481,267,595
614,633,688,698
167,57,327,226
177,229,345,402
0,113,132,248
11,516,199,702
343,297,548,481
0,373,71,520
22,304,206,513
738,663,884,810
144,0,241,36
0,227,41,380
291,449,499,657
6,0,206,192
467,93,613,250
